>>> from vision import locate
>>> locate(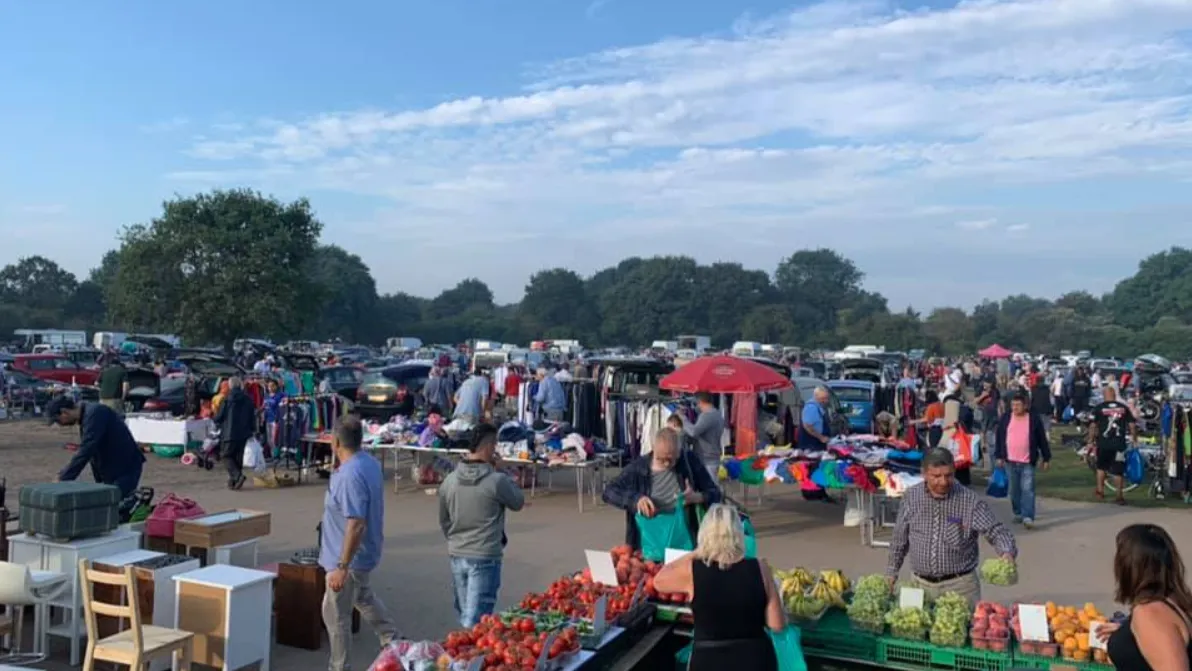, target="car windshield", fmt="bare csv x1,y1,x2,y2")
327,368,362,383
833,387,872,403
